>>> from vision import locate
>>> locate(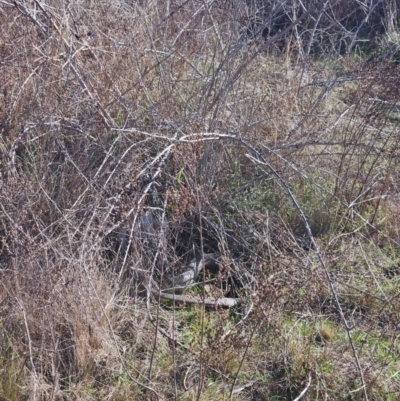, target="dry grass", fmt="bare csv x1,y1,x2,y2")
1,1,400,400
